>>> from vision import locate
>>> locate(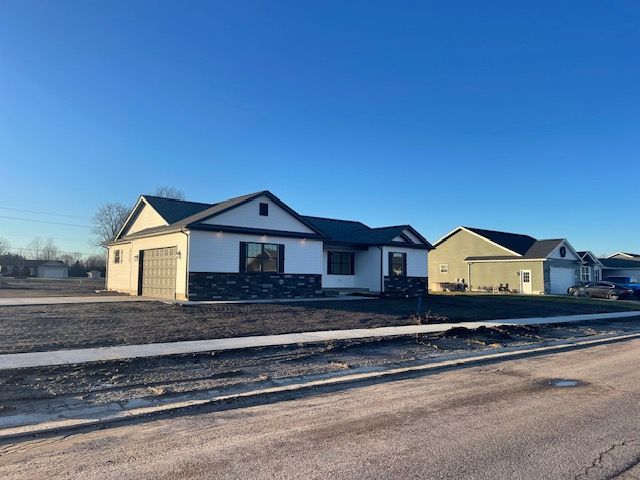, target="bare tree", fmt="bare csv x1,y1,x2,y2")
26,237,43,260
0,237,10,256
153,186,185,200
59,251,83,266
91,203,130,246
41,238,60,261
